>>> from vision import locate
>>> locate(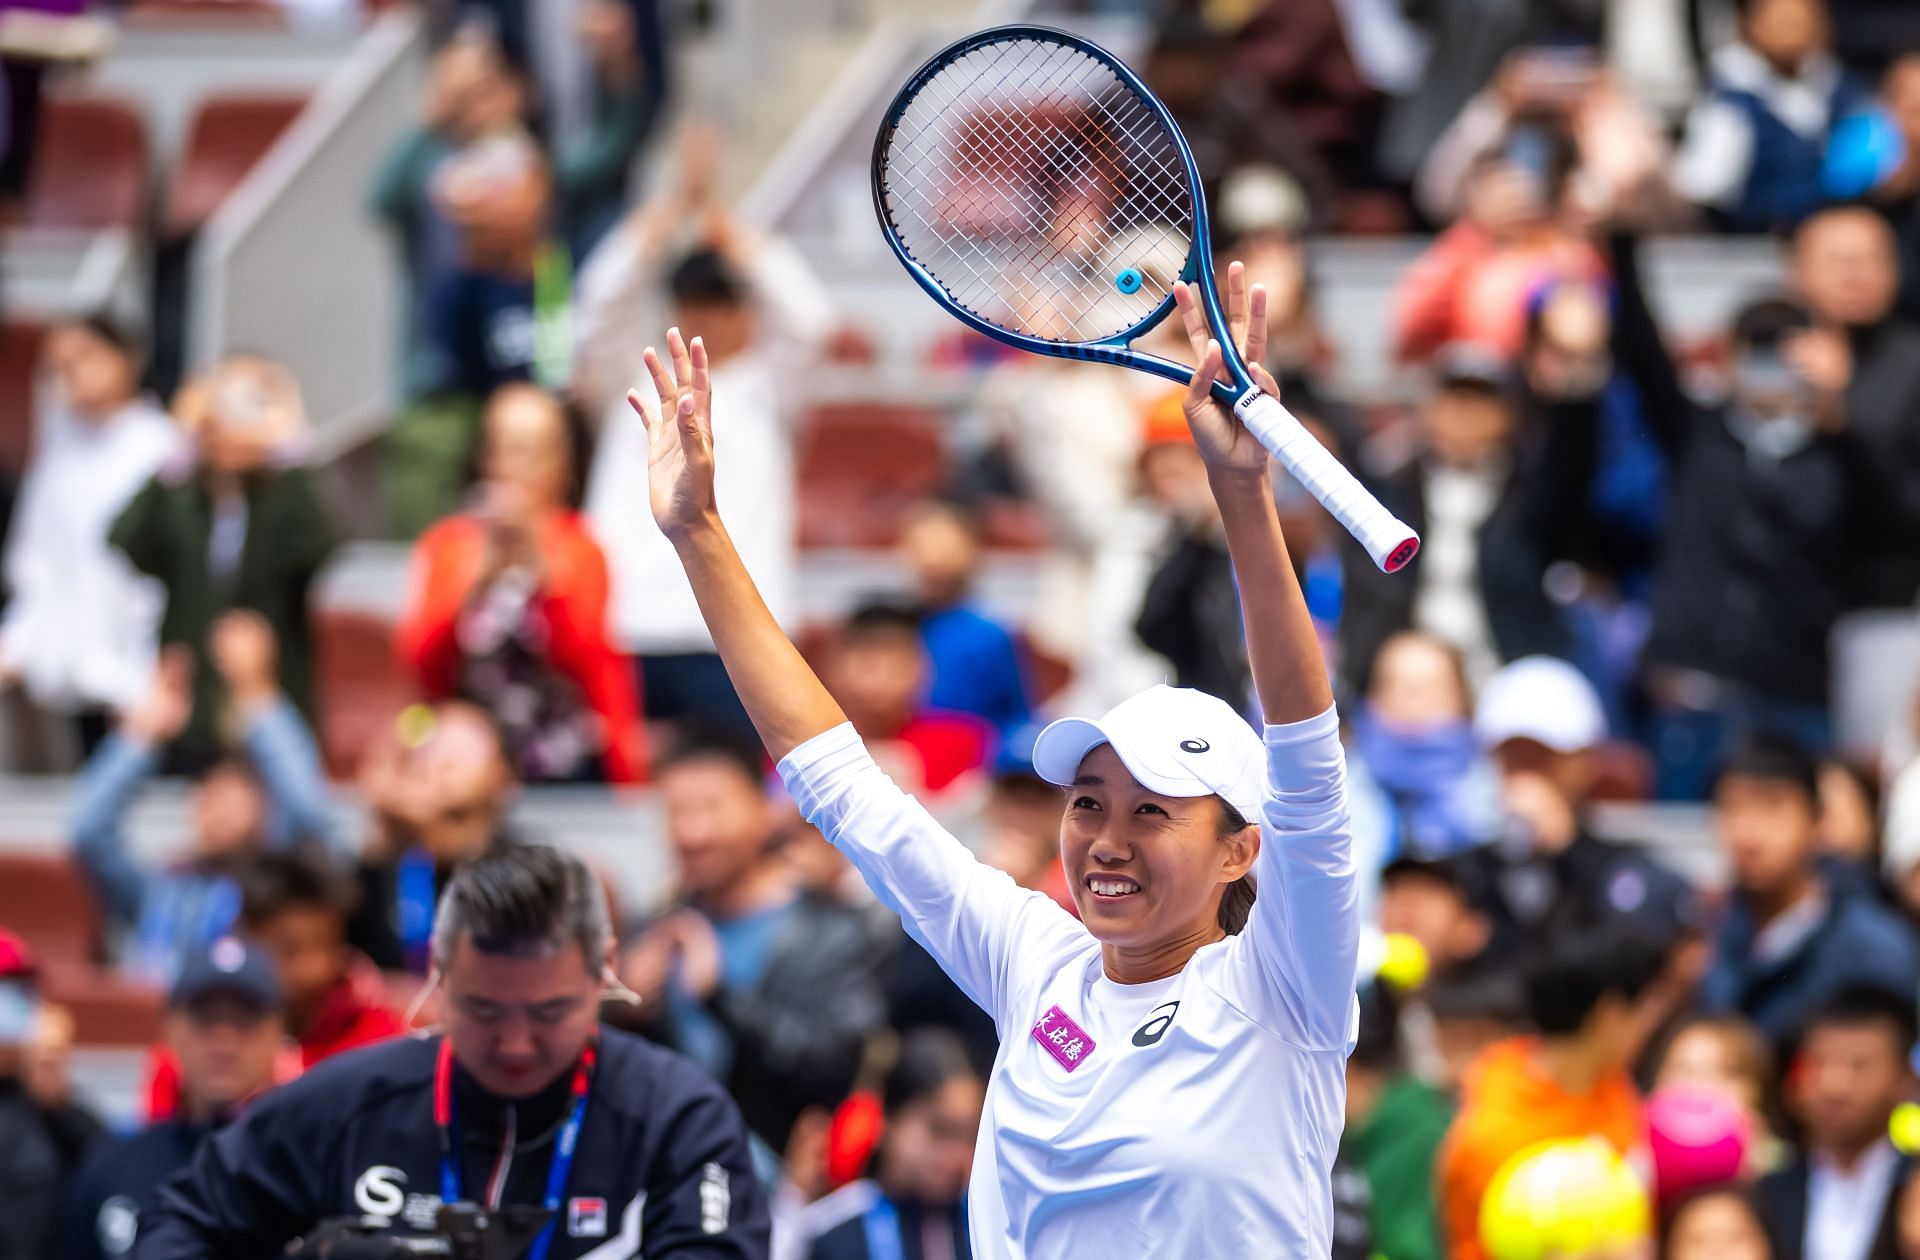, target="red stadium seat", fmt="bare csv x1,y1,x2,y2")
163,92,307,239
24,95,149,231
124,0,288,29
0,853,104,965
311,608,417,780
797,403,950,548
39,961,166,1046
0,321,47,475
